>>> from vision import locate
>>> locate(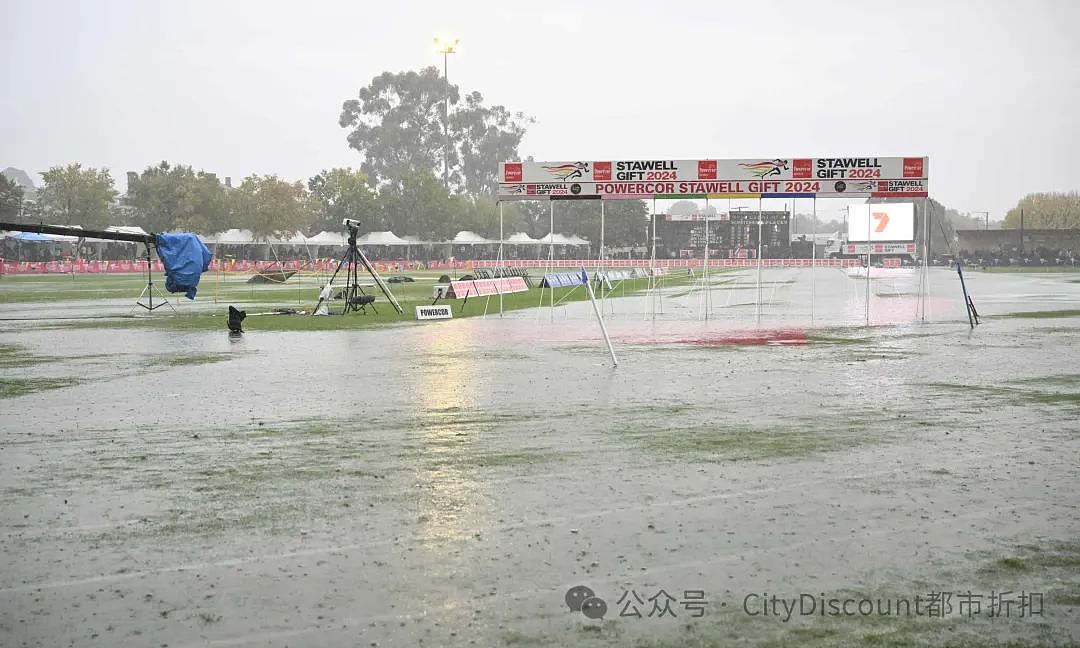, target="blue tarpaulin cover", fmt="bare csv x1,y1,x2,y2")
155,233,213,299
12,231,53,241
